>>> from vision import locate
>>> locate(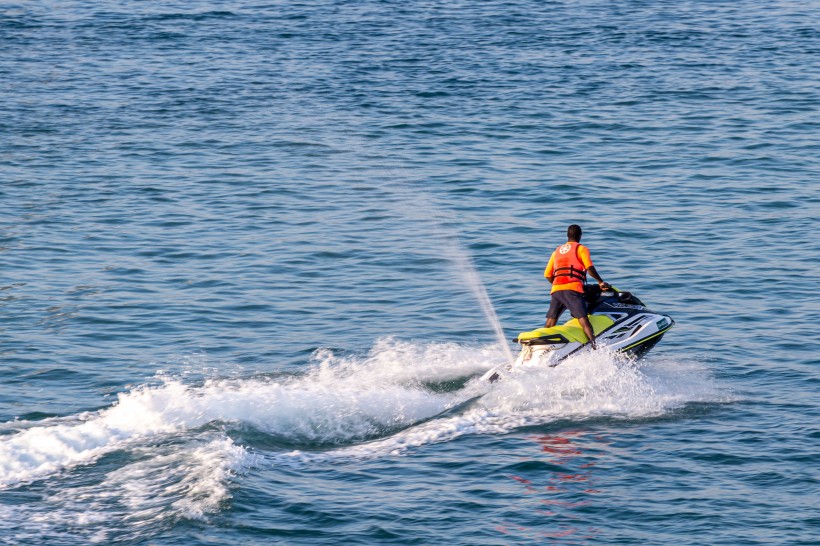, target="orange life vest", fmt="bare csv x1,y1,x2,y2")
552,242,587,285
